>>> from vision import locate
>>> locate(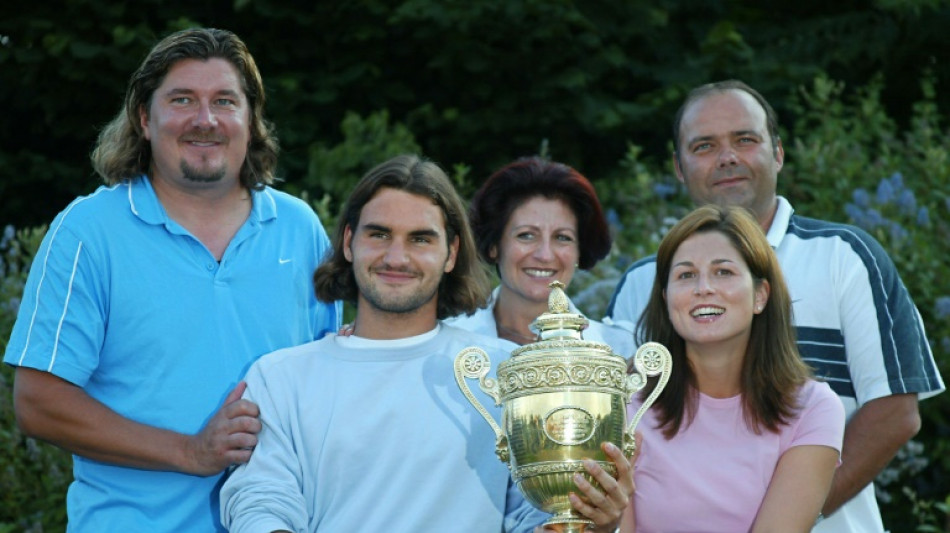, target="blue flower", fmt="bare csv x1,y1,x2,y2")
606,208,621,229
876,177,896,204
852,188,871,208
888,172,904,192
917,207,930,226
866,208,884,229
845,203,866,227
897,190,916,216
652,182,677,199
887,221,908,243
1,224,14,248
936,296,950,320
